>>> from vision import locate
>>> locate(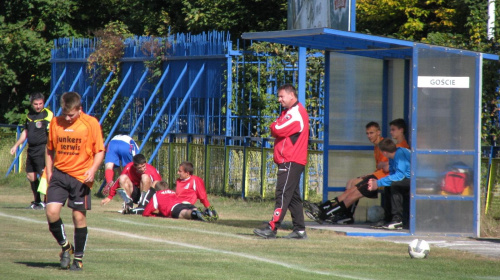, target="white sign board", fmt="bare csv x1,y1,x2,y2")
417,76,470,88
288,0,353,31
